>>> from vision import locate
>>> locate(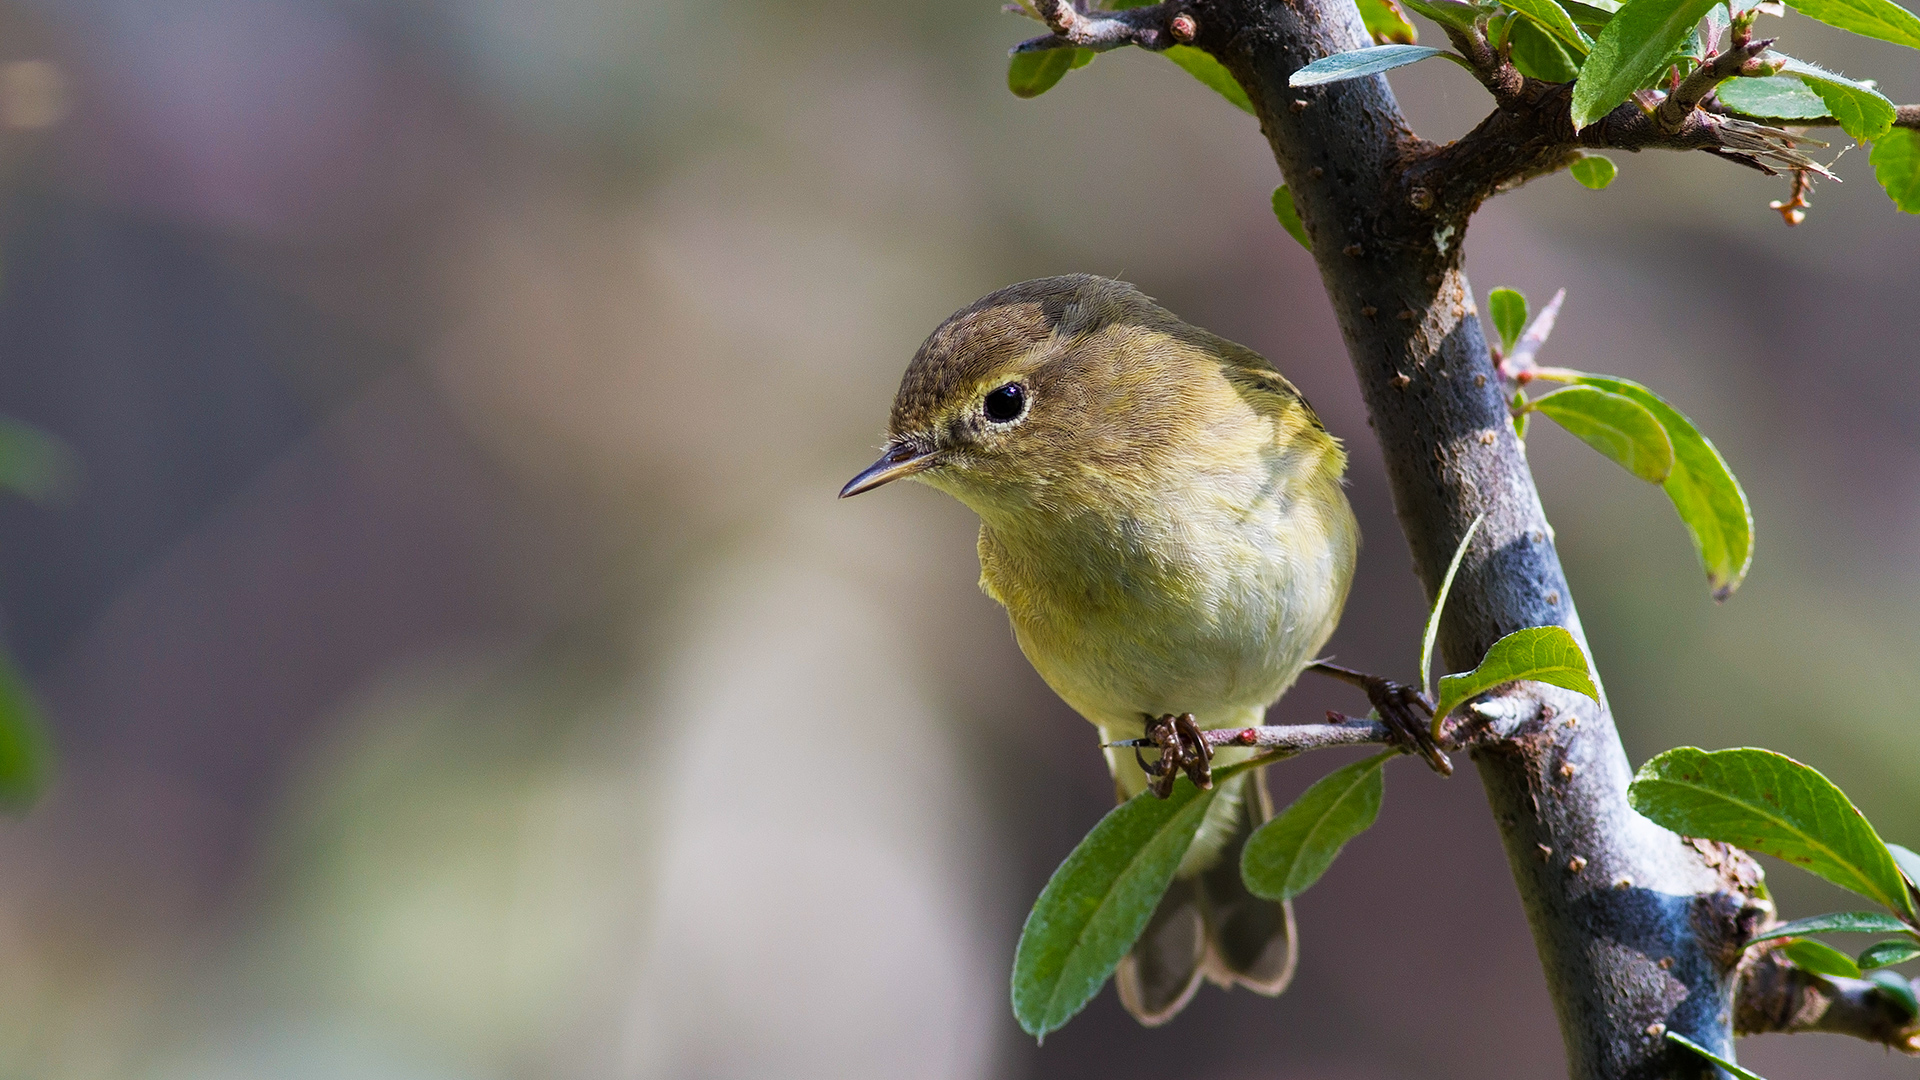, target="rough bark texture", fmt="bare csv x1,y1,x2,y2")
1173,2,1760,1076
